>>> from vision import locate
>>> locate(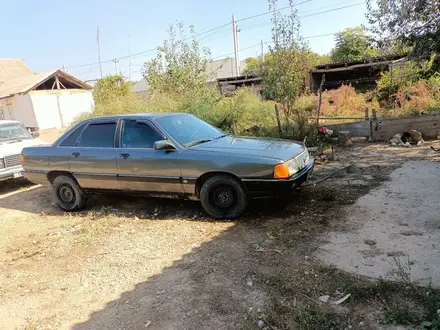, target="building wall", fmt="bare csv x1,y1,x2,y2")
29,90,94,129
55,90,94,127
11,94,38,128
0,96,16,120
29,91,62,129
